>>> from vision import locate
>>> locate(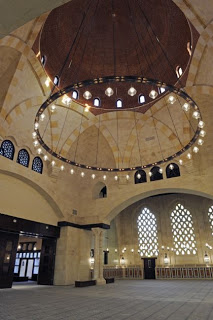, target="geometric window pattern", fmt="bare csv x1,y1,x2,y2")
208,206,213,236
32,157,43,174
0,140,15,160
171,204,197,255
17,149,30,167
137,208,159,257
